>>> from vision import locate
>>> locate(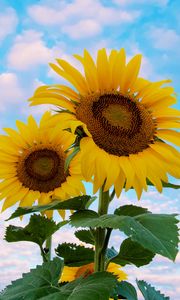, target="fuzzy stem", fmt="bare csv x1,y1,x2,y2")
39,245,48,263
45,235,52,261
94,187,111,272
